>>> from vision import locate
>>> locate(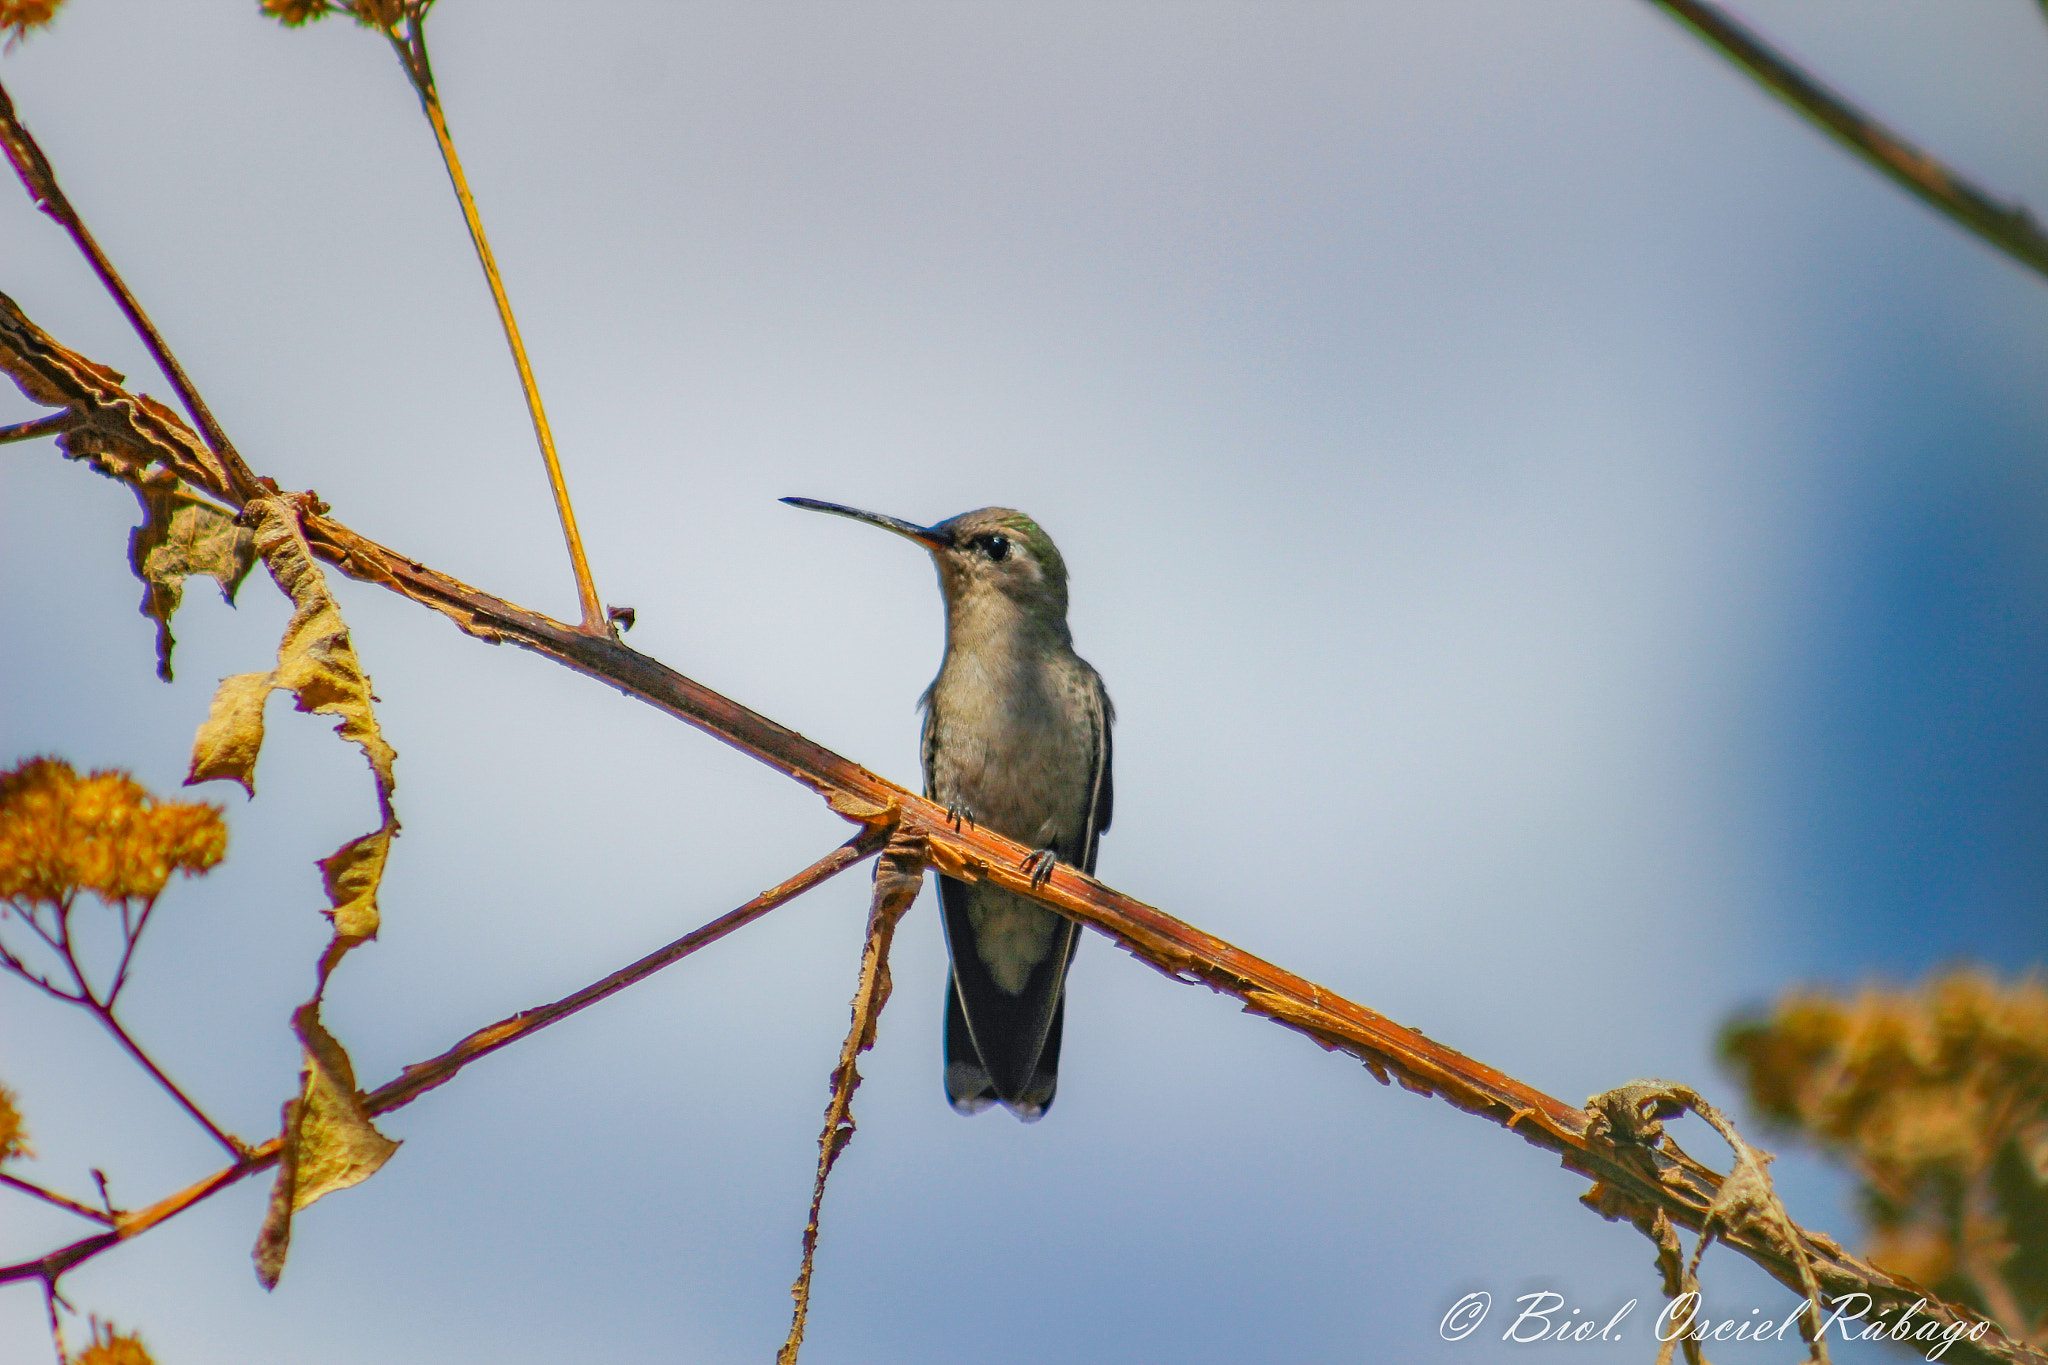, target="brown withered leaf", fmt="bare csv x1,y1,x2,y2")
0,291,230,495
186,672,275,796
318,828,390,946
130,486,256,681
253,499,397,819
253,1003,400,1289
190,498,399,966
